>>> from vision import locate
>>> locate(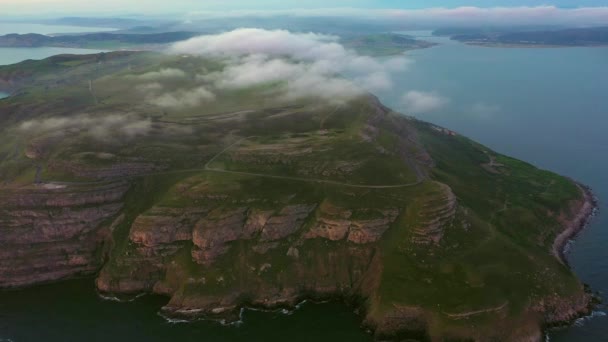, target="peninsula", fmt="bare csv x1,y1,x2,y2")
0,51,597,341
